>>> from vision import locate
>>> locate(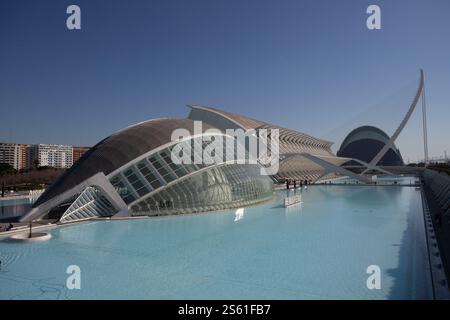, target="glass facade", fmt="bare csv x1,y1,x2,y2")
108,134,273,217
110,174,137,204
130,163,273,216
60,186,118,223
